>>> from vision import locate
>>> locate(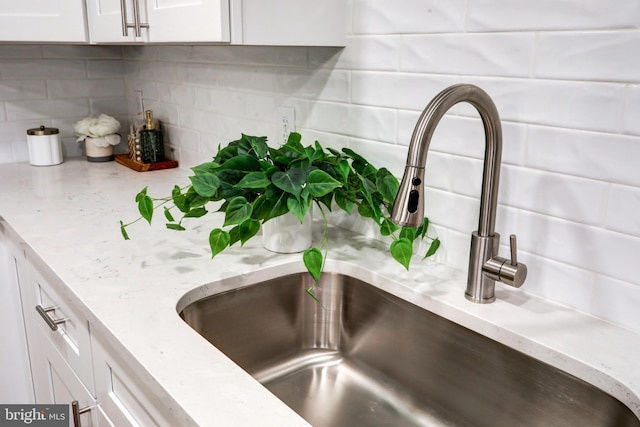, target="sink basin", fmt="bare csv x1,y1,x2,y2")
179,272,640,427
